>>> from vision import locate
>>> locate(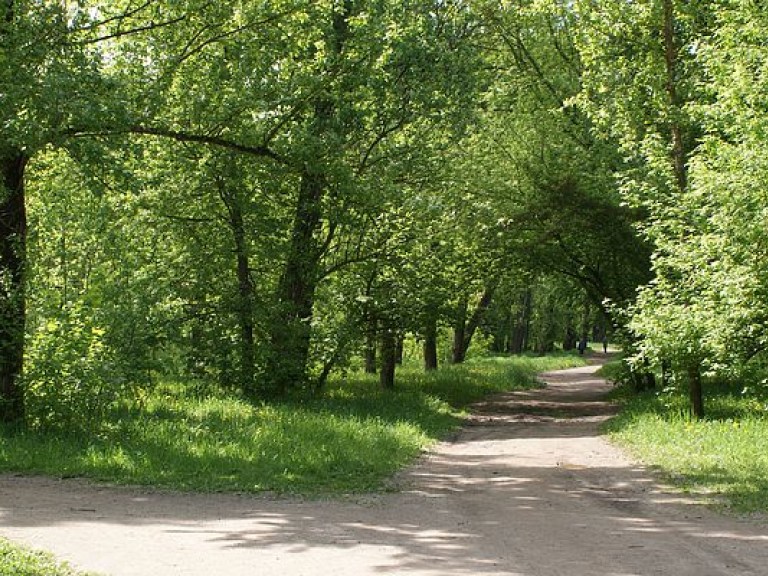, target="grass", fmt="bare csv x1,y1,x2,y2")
604,377,768,515
0,538,96,576
0,354,584,495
